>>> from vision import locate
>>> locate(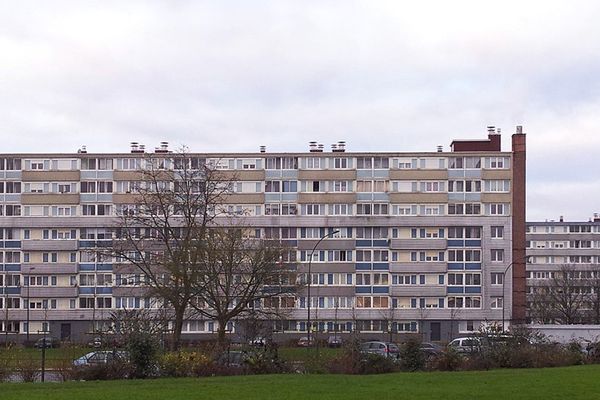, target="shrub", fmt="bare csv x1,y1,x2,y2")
71,361,133,381
0,356,10,382
359,353,398,374
15,358,39,382
399,338,425,371
158,351,215,377
433,348,463,371
126,332,159,378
